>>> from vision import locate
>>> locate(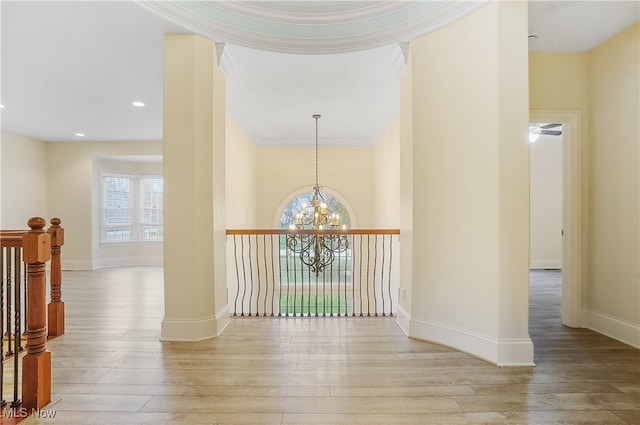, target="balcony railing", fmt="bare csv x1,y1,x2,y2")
226,229,400,317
